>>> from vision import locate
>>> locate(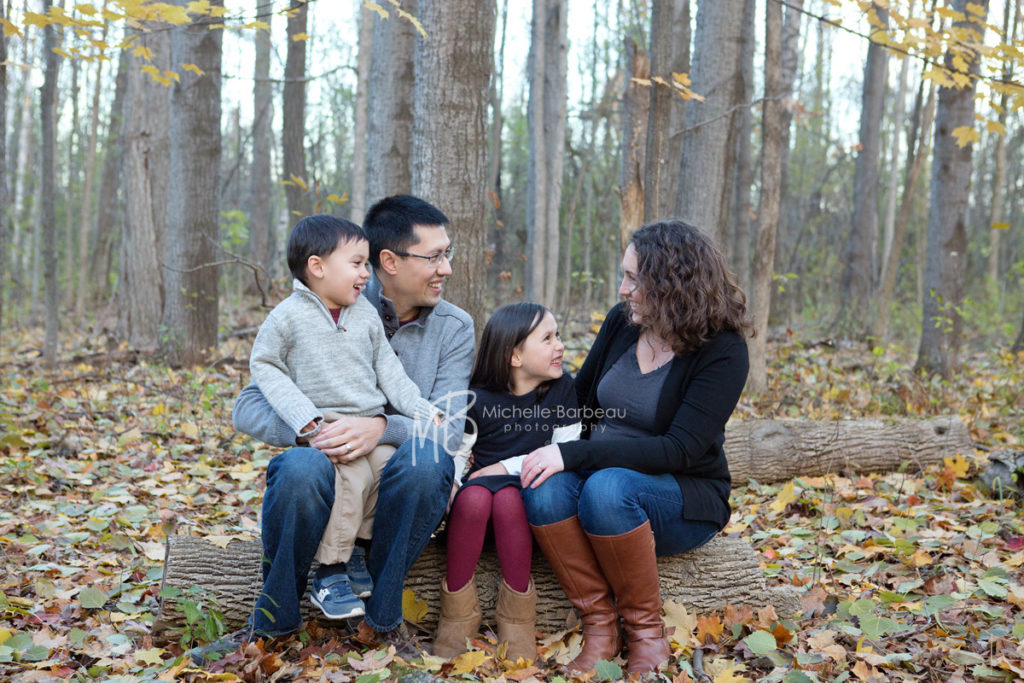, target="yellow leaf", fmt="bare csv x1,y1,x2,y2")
157,4,191,25
326,192,349,205
950,126,979,148
183,63,204,76
363,1,389,21
0,629,12,646
769,480,797,514
210,6,228,17
672,71,691,86
181,421,199,439
289,174,309,191
187,0,210,14
663,600,698,647
1,17,22,37
921,67,954,88
402,588,428,623
992,222,1010,230
23,11,52,28
53,47,73,58
943,453,970,478
140,63,160,77
75,3,98,14
152,403,166,417
449,649,489,675
985,120,1006,135
246,20,270,30
908,549,932,566
163,70,180,83
141,541,166,561
132,44,154,60
119,427,142,444
134,647,166,665
966,2,986,16
291,32,309,41
707,656,751,683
